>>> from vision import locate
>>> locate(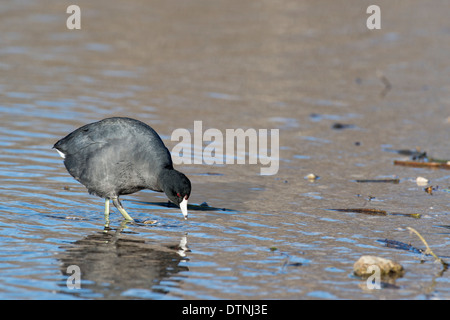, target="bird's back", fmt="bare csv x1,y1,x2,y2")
54,117,173,197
